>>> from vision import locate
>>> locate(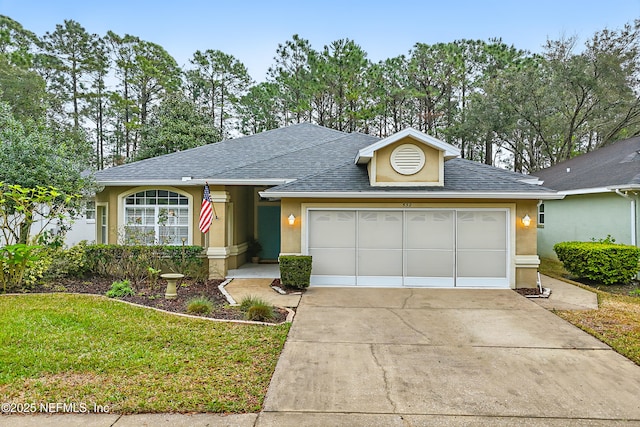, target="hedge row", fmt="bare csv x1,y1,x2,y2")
554,241,640,285
83,244,206,283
